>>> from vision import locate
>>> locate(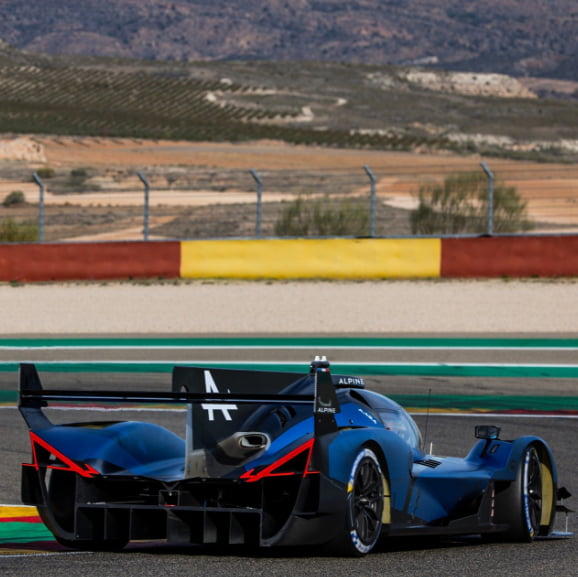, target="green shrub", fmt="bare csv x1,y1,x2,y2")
70,168,89,178
0,218,38,242
69,167,89,187
2,190,26,207
34,167,55,179
274,194,369,237
410,172,533,235
67,167,100,192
